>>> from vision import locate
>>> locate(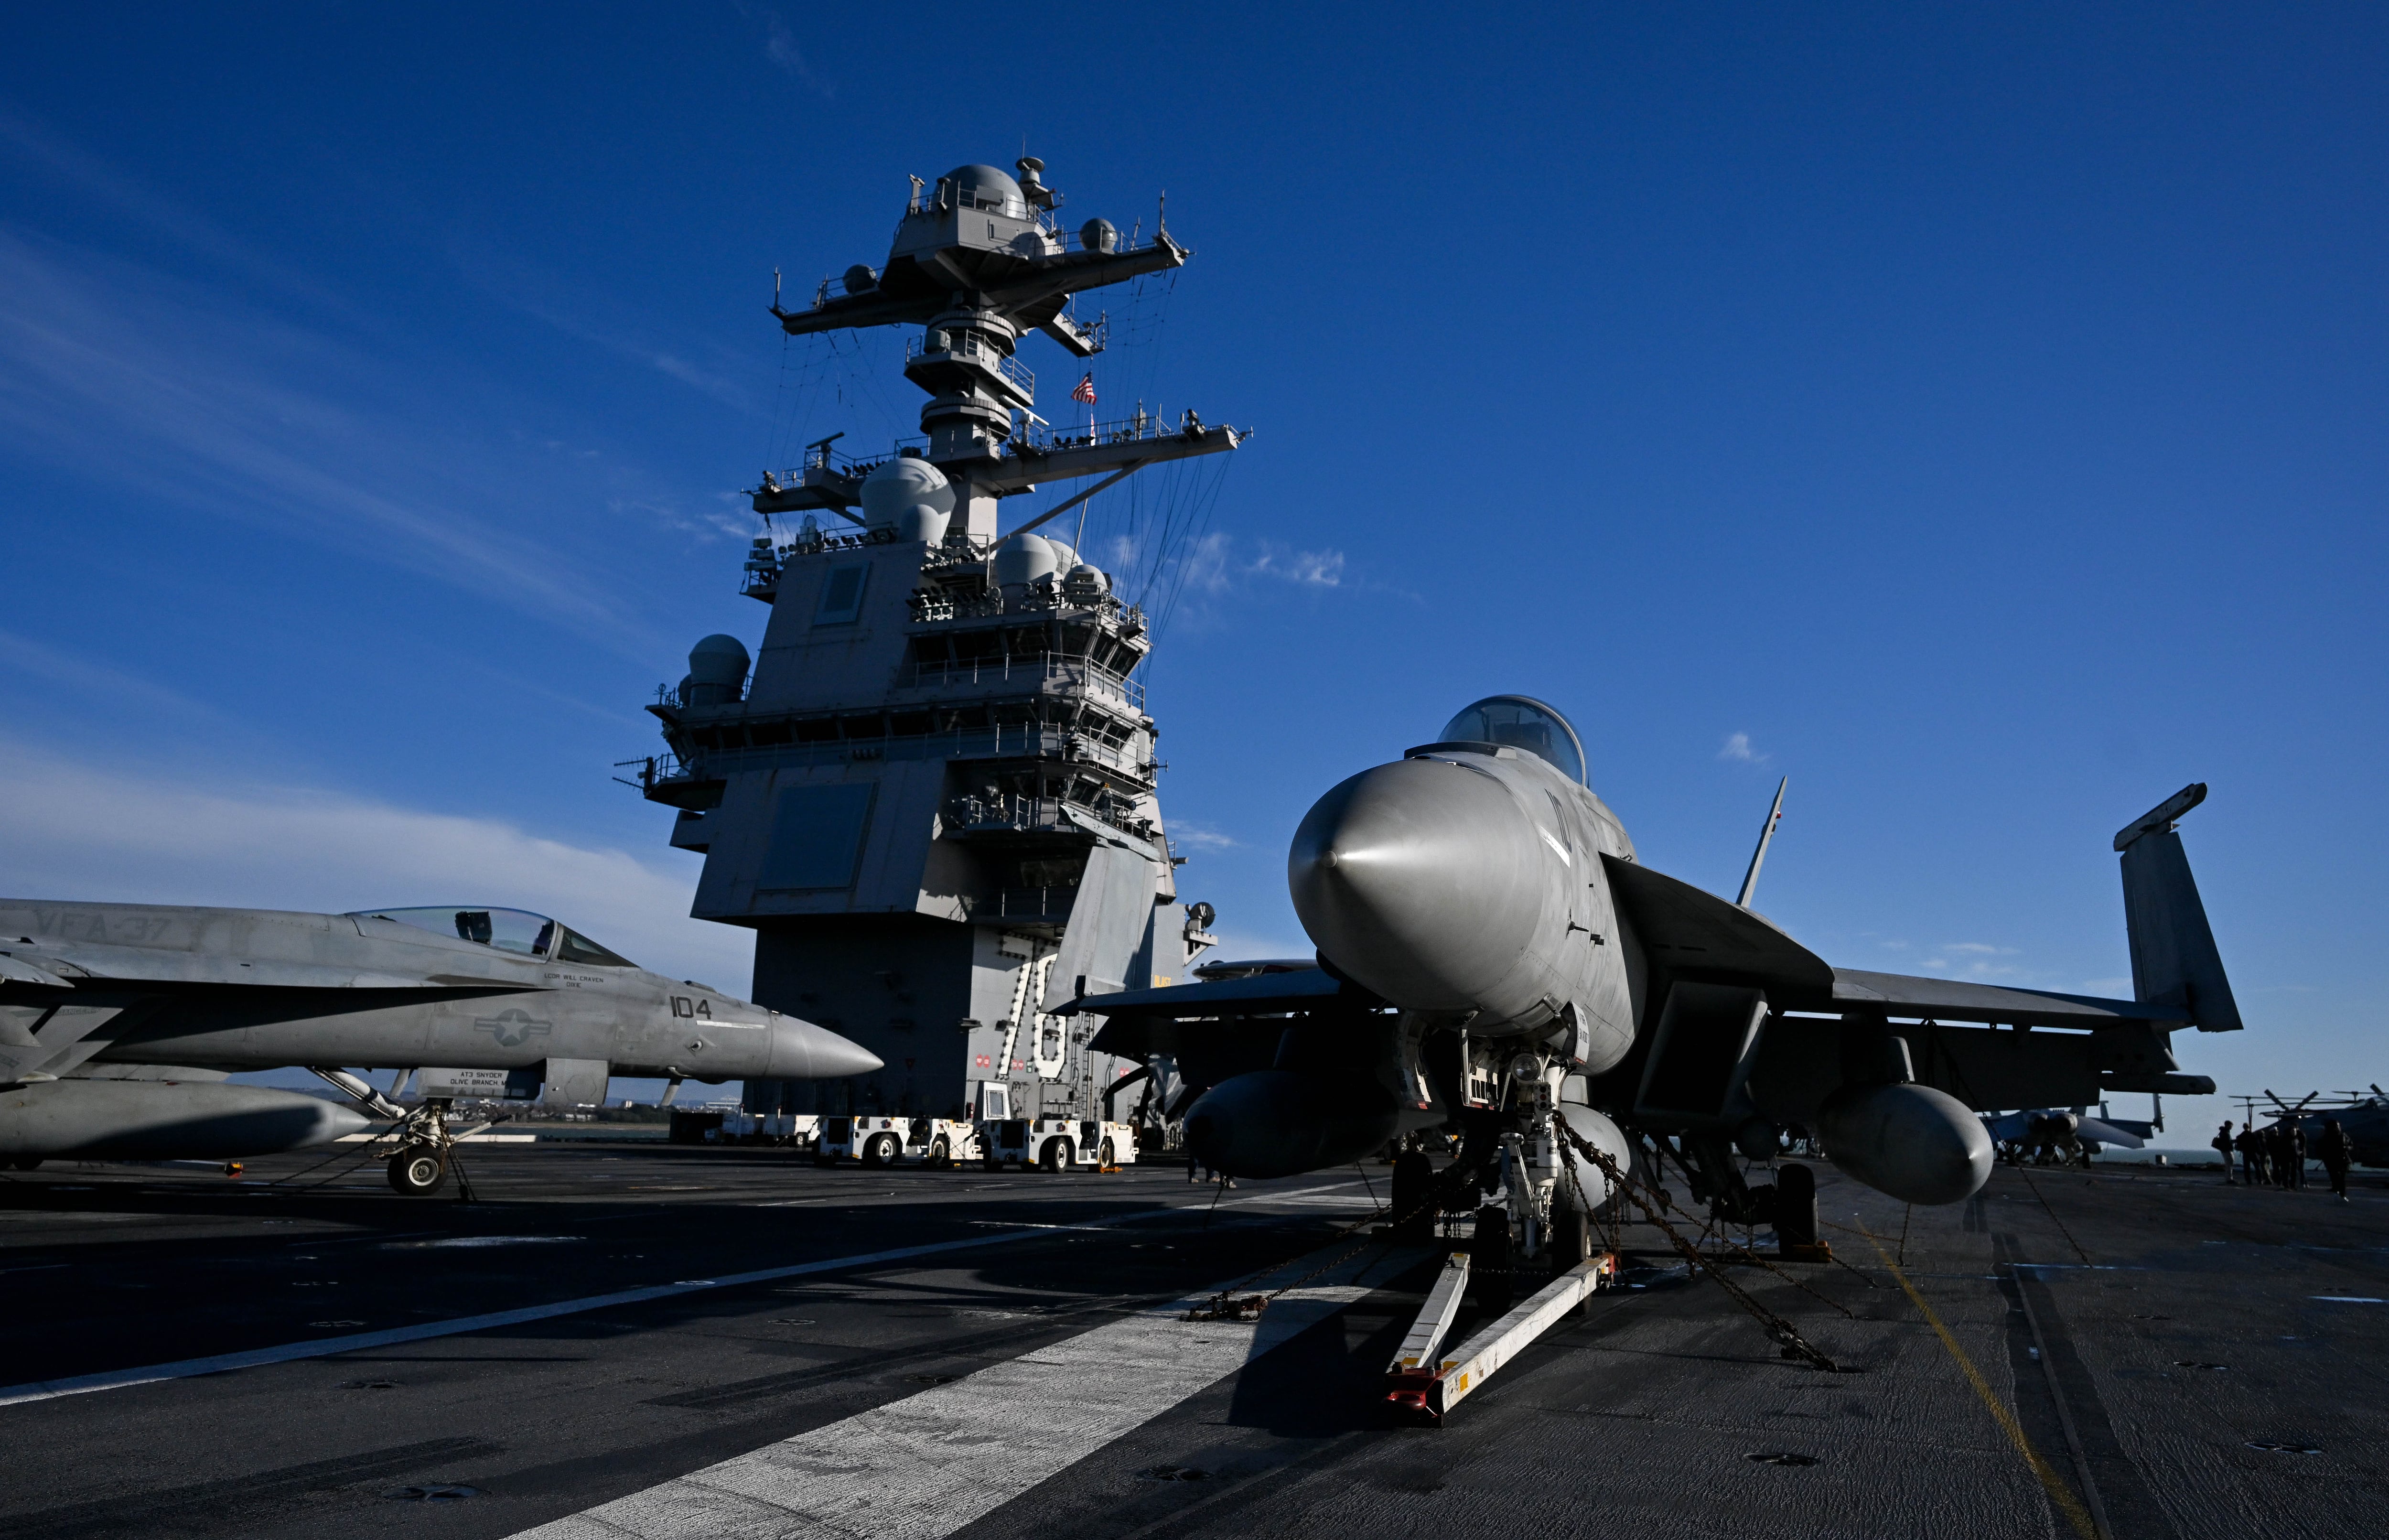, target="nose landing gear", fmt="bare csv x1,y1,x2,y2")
387,1143,449,1195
